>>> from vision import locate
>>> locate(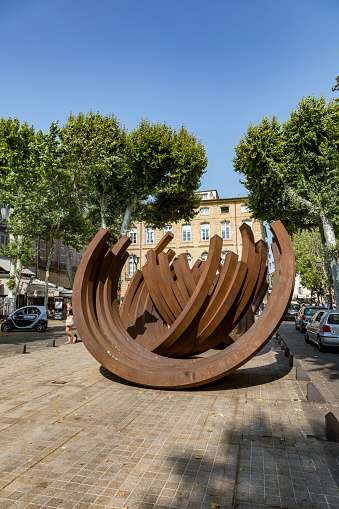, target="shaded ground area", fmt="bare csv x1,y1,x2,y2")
0,323,338,508
279,321,339,404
